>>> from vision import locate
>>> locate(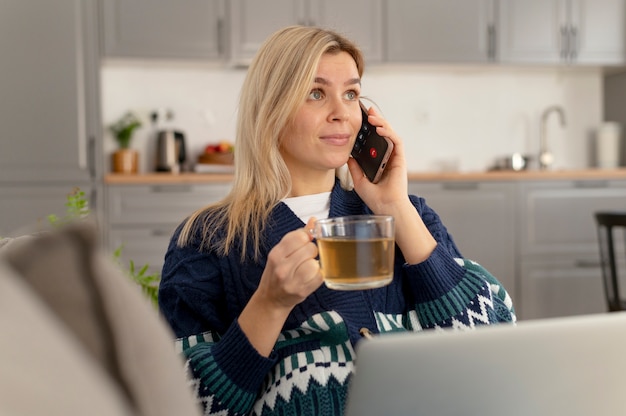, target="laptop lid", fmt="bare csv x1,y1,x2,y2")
345,312,626,416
